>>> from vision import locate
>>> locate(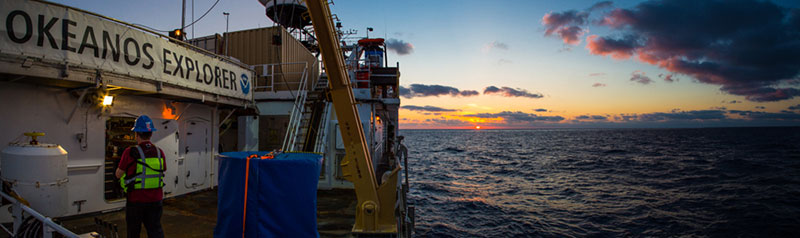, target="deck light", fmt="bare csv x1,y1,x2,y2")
102,95,114,106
